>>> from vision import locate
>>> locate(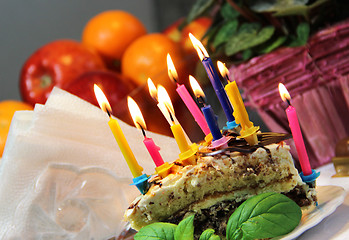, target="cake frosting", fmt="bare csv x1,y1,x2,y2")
124,138,316,236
